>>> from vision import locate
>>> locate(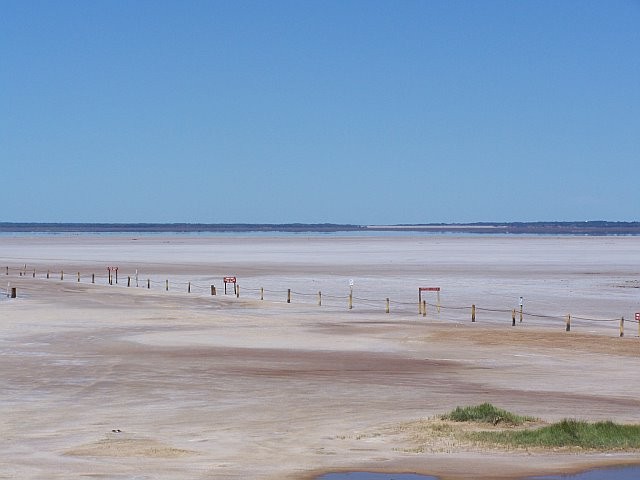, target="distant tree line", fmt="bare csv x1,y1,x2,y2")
0,221,638,234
